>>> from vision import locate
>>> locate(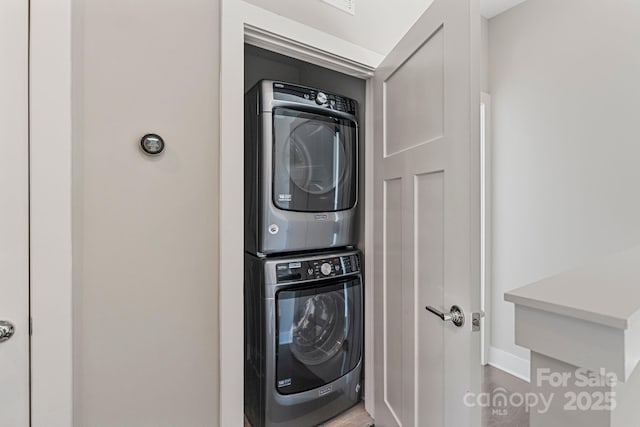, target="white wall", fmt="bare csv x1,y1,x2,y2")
72,0,220,425
489,0,640,378
243,0,434,55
